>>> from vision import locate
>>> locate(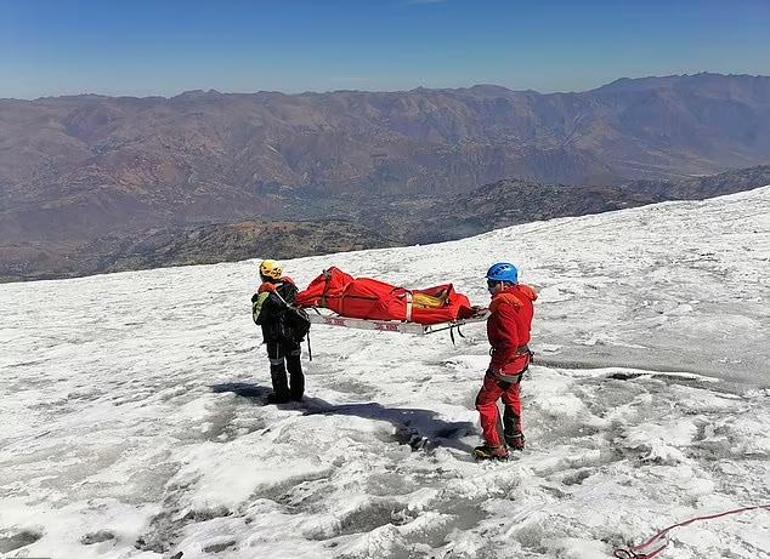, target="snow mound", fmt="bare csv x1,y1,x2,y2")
1,187,769,558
